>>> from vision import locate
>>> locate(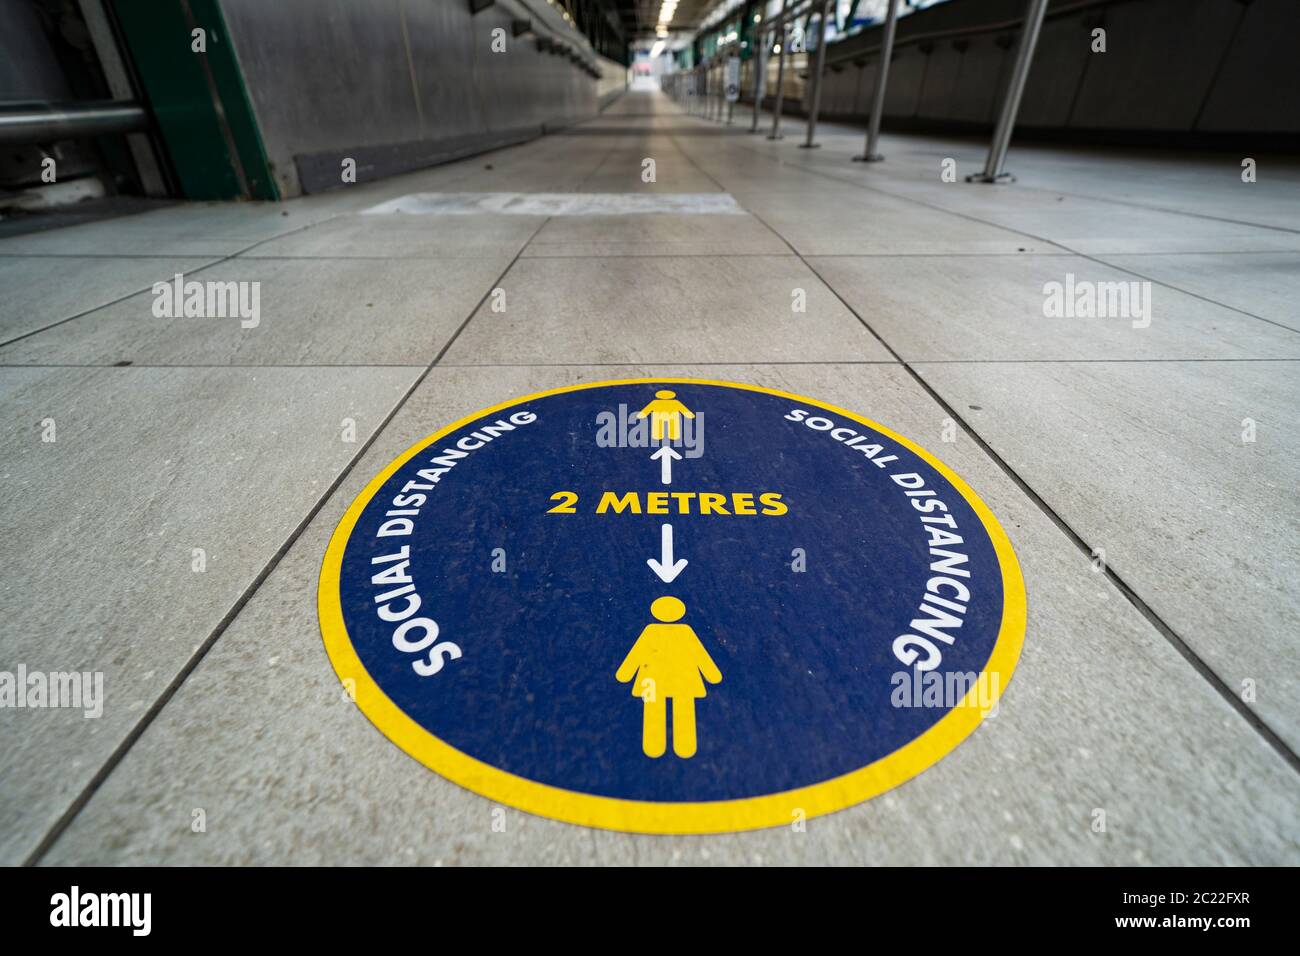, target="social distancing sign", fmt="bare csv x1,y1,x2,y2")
319,379,1025,833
